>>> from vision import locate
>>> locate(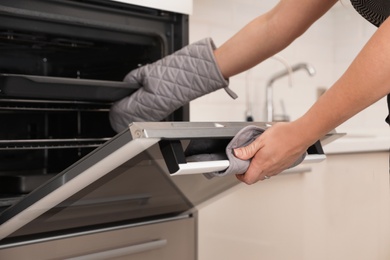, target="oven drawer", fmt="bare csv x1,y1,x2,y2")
0,216,196,260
